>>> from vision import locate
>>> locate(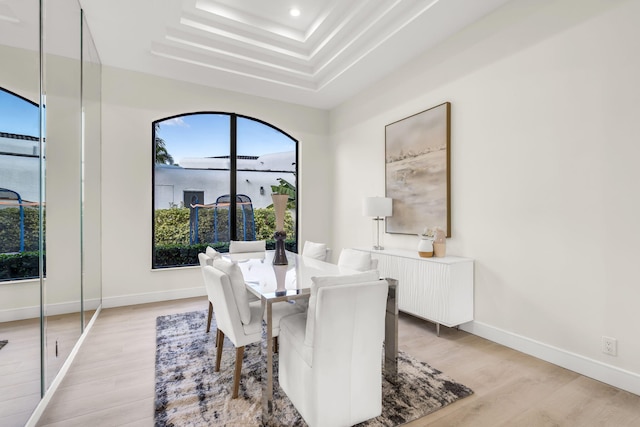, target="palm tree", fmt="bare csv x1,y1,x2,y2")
154,123,174,165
